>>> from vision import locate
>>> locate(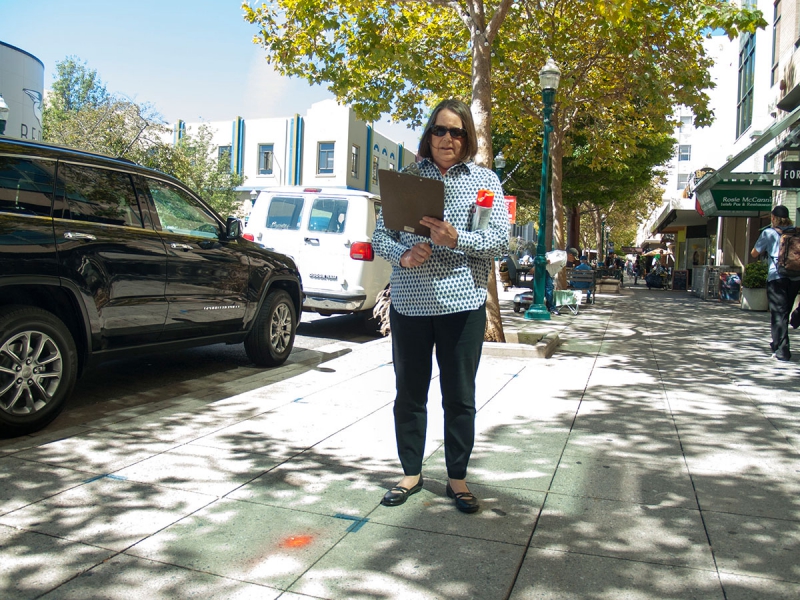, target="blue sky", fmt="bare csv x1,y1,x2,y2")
1,0,421,149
